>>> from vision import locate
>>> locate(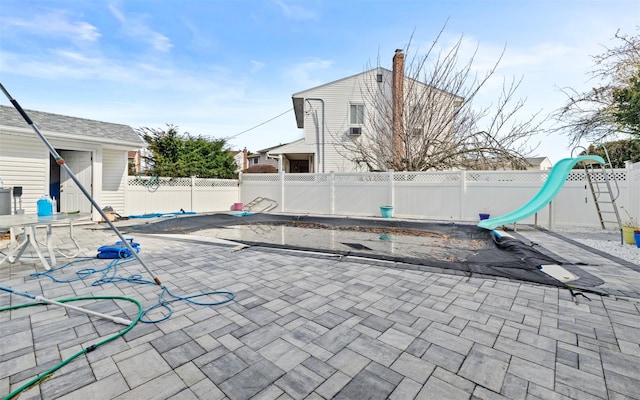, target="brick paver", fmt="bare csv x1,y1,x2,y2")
1,220,639,399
